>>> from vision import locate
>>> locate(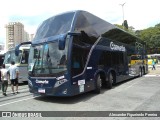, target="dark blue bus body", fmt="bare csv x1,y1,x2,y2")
16,10,148,96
